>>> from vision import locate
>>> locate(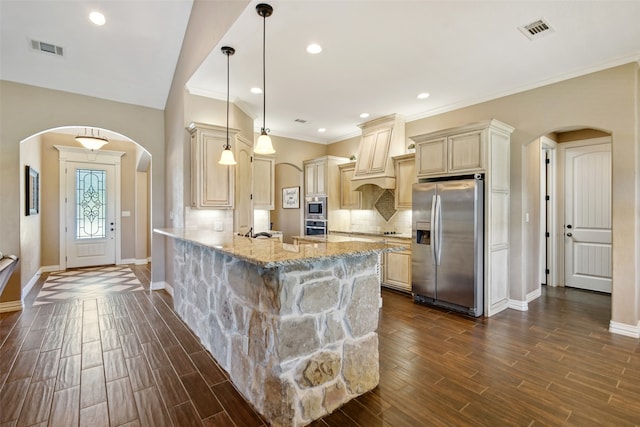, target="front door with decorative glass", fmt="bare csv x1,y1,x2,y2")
65,163,116,268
